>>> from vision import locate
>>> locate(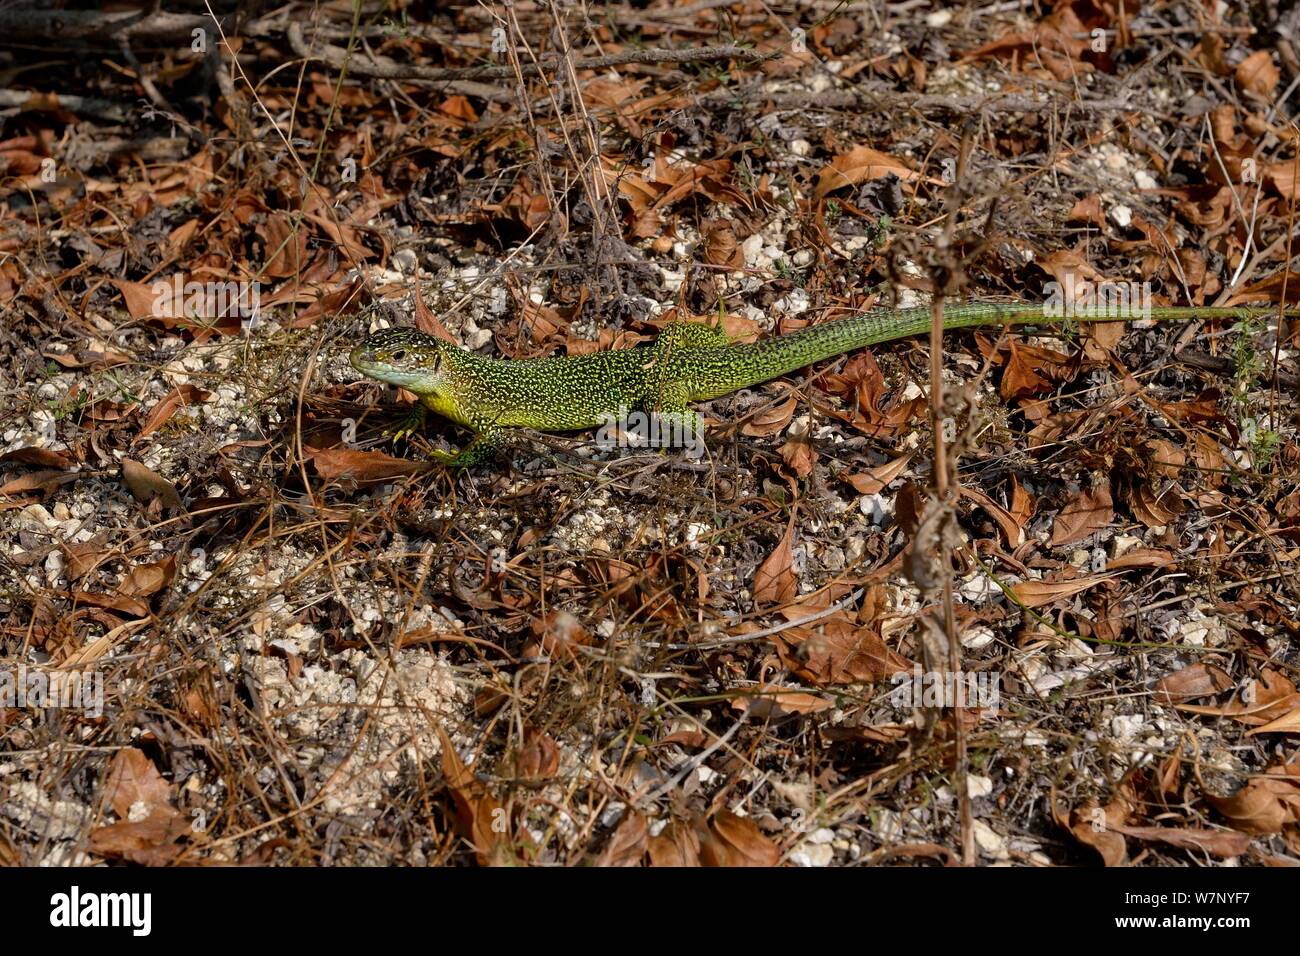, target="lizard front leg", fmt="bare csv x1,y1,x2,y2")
642,381,707,459
385,402,427,442
429,427,505,468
